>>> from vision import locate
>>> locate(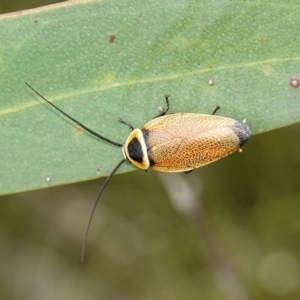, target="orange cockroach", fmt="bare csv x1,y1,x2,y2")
26,83,251,260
